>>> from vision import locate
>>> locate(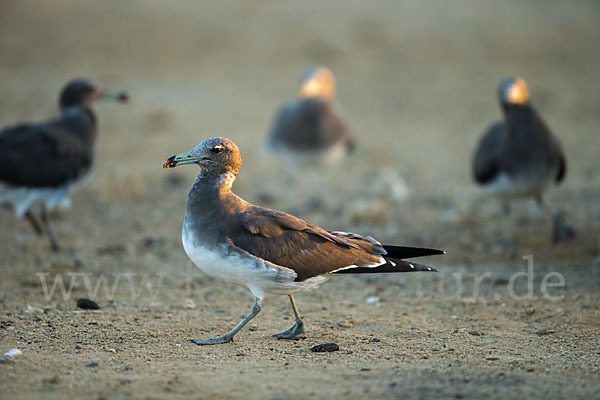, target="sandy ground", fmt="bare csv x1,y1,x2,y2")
0,1,599,399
